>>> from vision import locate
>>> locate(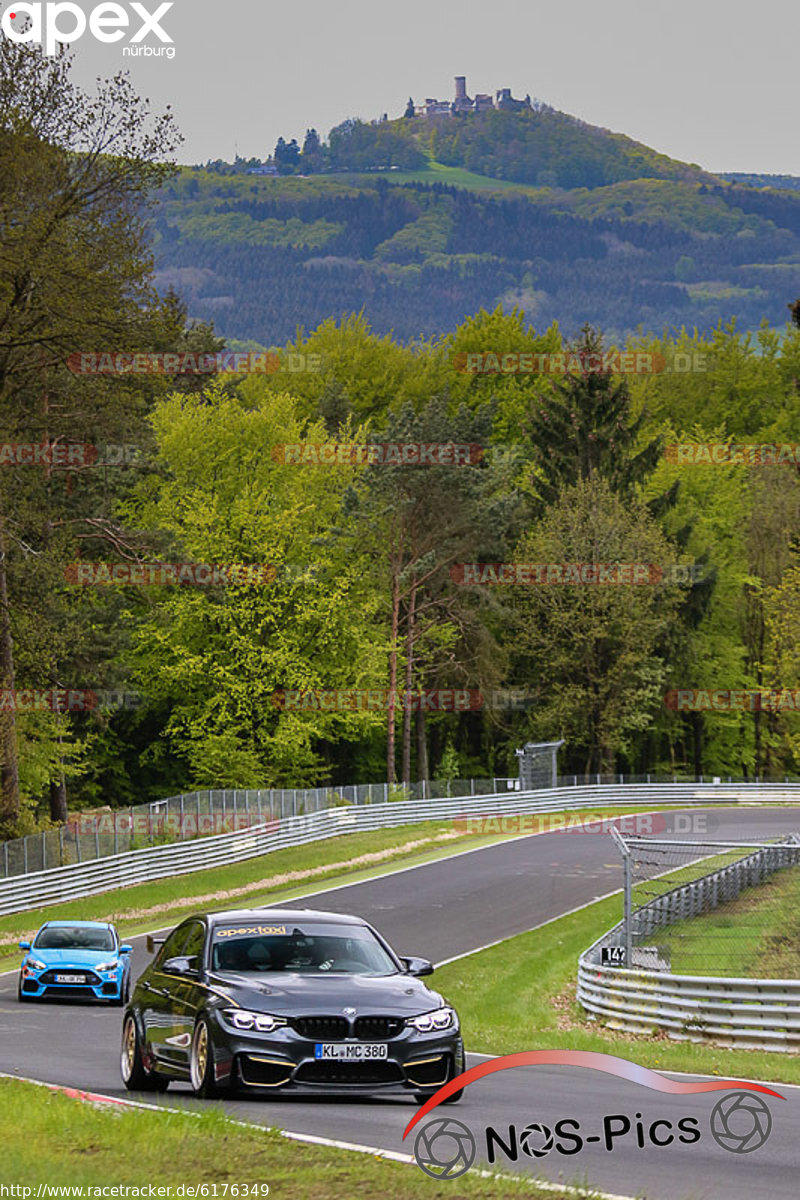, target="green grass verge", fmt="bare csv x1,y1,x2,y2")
657,864,800,978
345,160,541,194
434,892,800,1085
0,805,685,973
0,1078,564,1197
